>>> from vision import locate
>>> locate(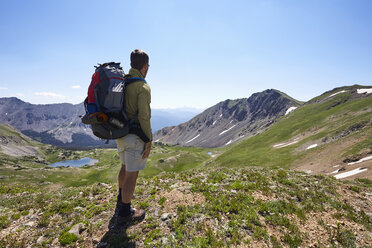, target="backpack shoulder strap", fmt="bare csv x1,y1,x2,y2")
121,75,146,122
124,76,146,86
